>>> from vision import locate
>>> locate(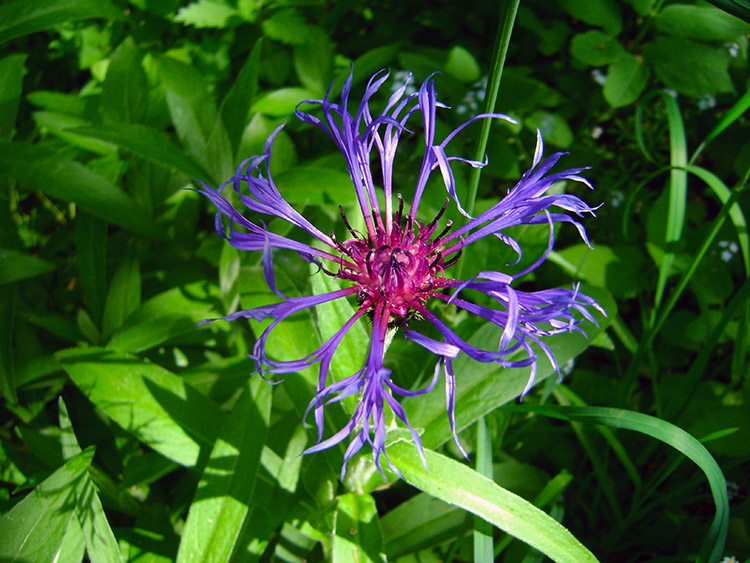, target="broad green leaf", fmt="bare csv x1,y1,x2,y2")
332,493,386,563
27,90,87,116
603,55,649,108
204,112,234,185
220,39,262,153
0,247,55,284
556,244,646,298
0,142,158,237
642,37,734,97
176,377,271,563
387,443,599,563
252,87,319,117
559,0,622,35
0,0,123,45
102,36,149,124
0,448,94,562
237,113,297,175
75,214,107,325
262,9,316,45
444,46,481,83
405,286,614,450
654,4,750,42
525,112,573,148
294,27,332,95
107,284,216,353
59,347,225,466
71,124,213,183
102,252,141,340
705,0,750,23
0,54,26,142
175,0,239,28
570,31,626,66
274,166,361,206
